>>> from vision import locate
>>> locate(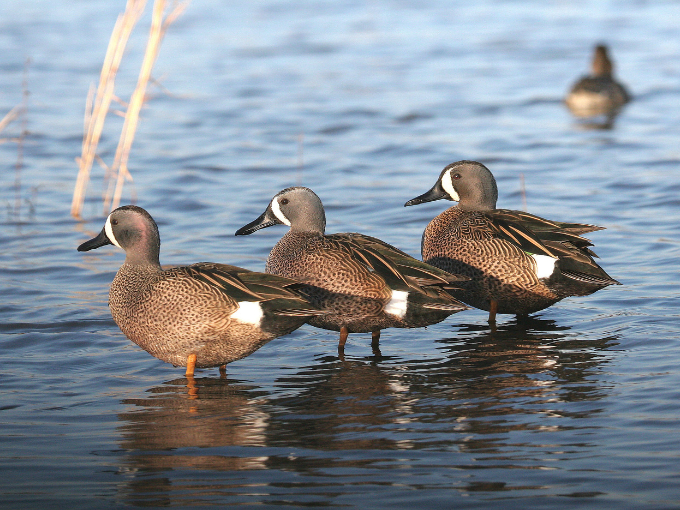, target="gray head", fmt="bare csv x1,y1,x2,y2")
591,44,613,77
77,205,161,266
235,186,326,236
404,160,498,211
